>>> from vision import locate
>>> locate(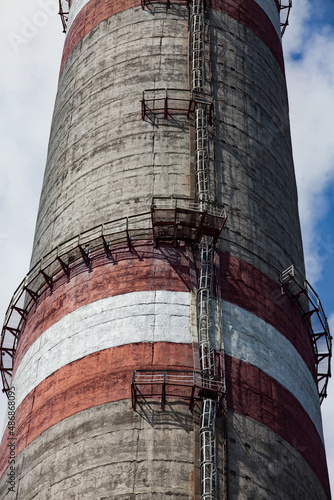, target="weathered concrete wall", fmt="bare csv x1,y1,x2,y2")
0,1,330,499
1,341,196,474
0,401,198,499
31,5,191,266
0,398,328,499
1,247,329,498
210,8,305,281
227,411,329,500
